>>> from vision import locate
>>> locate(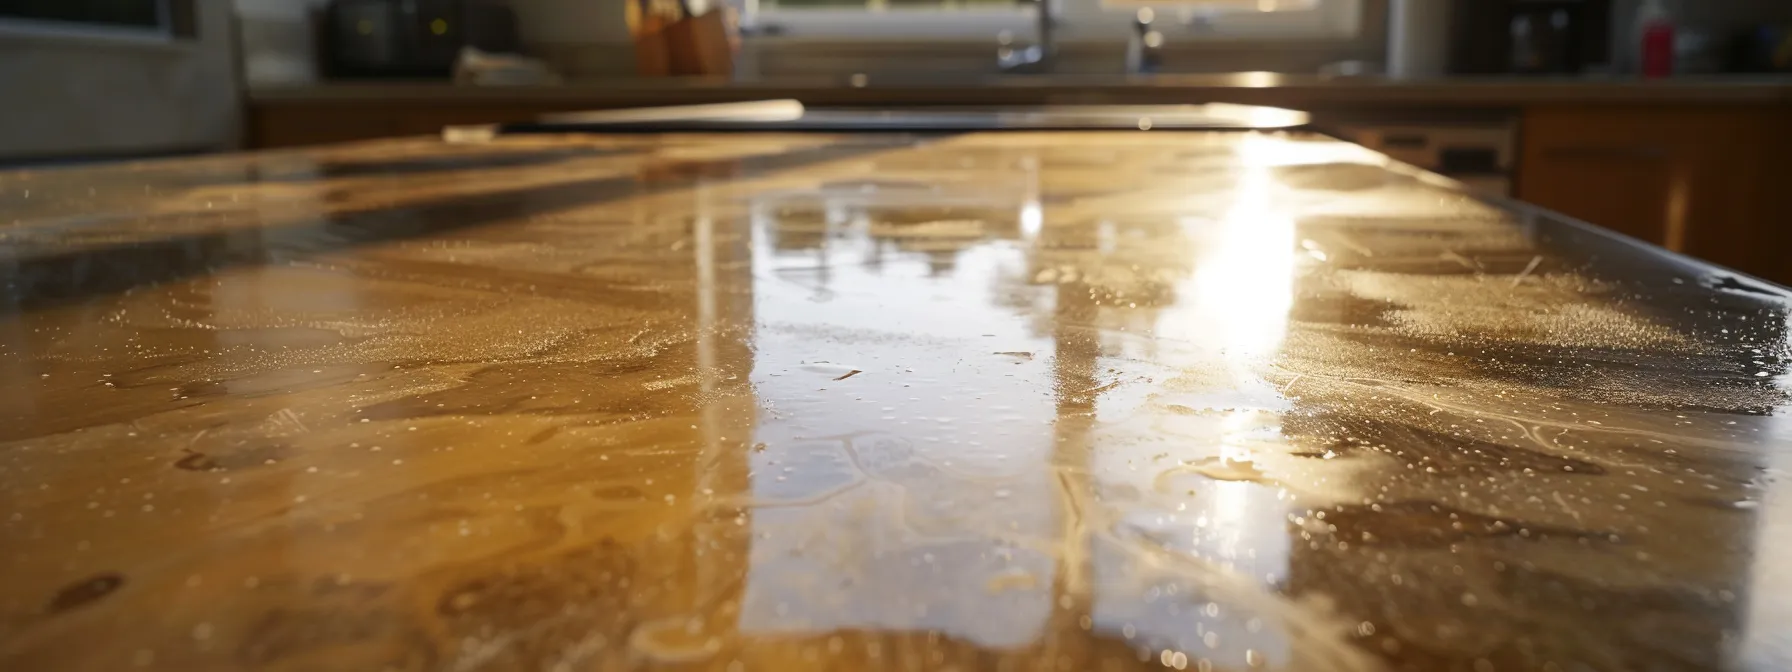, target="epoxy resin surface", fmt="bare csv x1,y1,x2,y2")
3,132,1790,671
